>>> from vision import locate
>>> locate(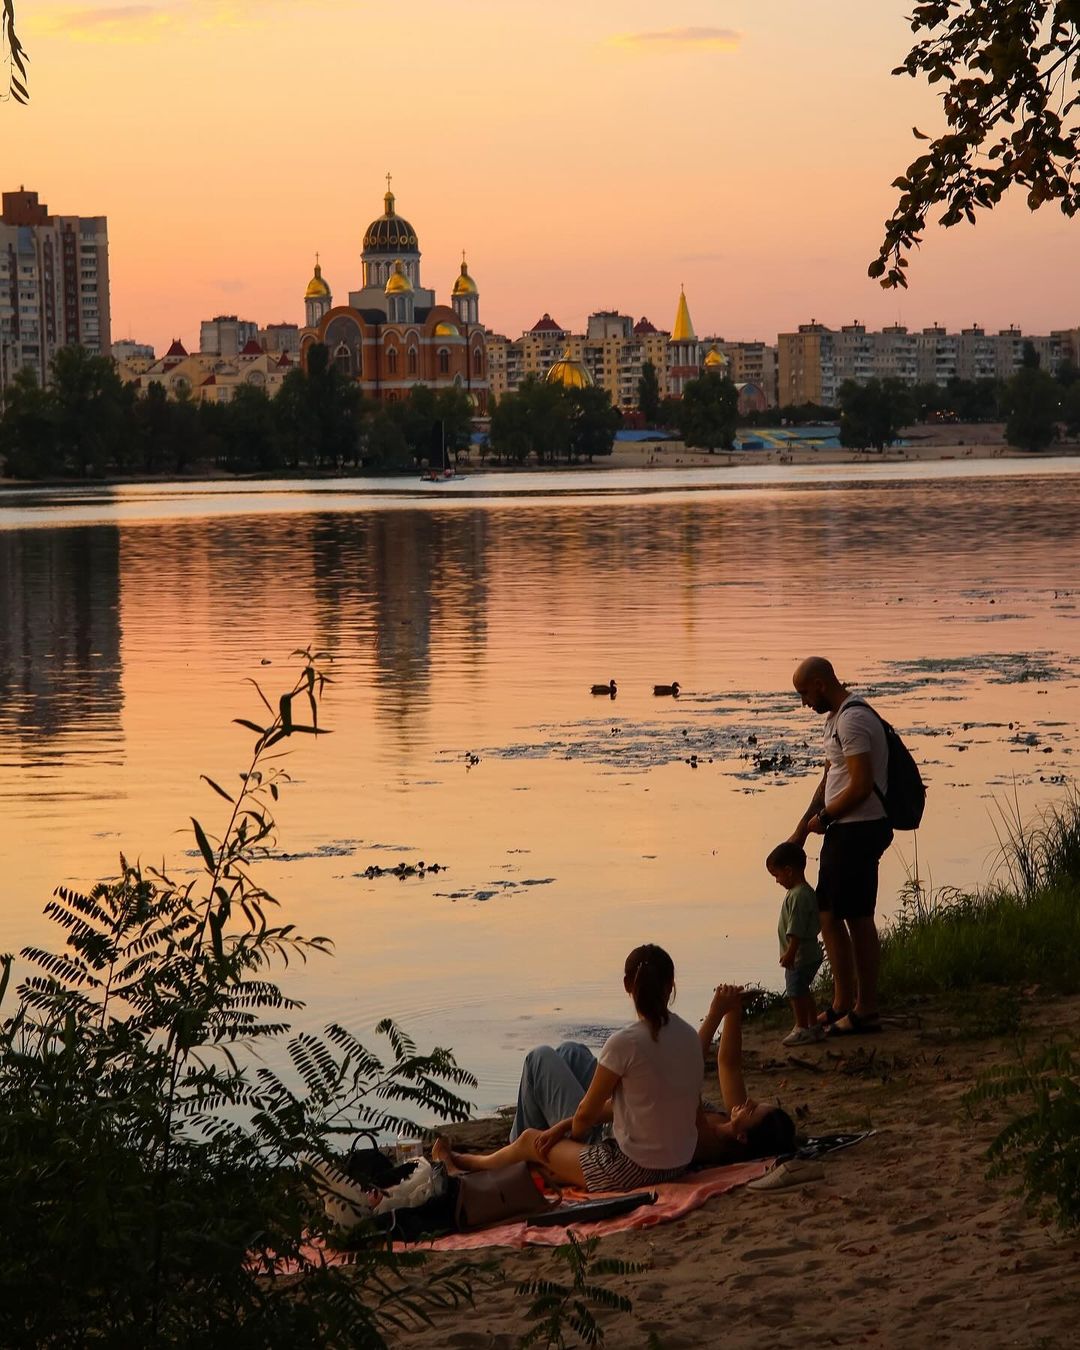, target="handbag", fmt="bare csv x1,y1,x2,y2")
454,1162,559,1231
